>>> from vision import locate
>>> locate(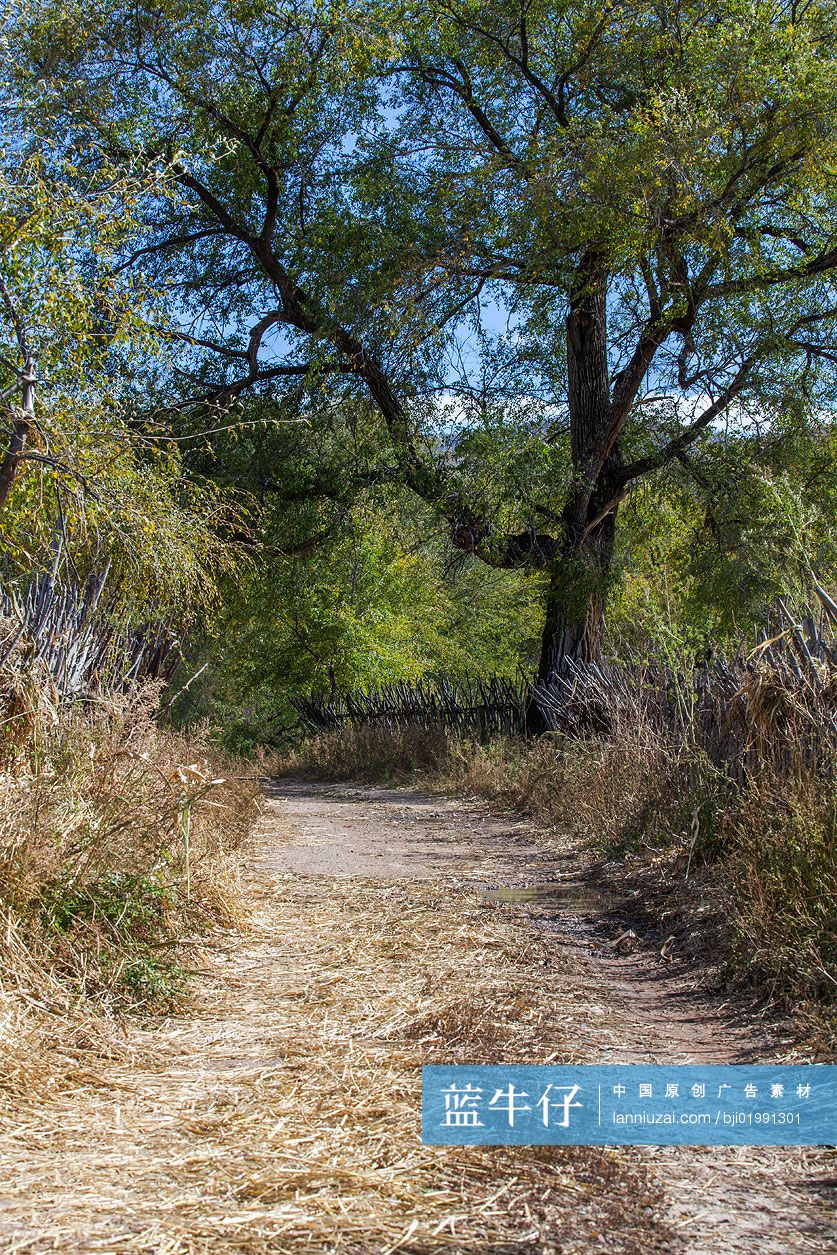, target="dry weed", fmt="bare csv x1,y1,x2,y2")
282,710,836,1043
0,672,263,1101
